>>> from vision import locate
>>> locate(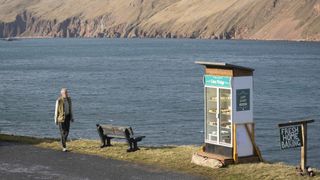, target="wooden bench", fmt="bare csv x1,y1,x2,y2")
96,124,145,152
